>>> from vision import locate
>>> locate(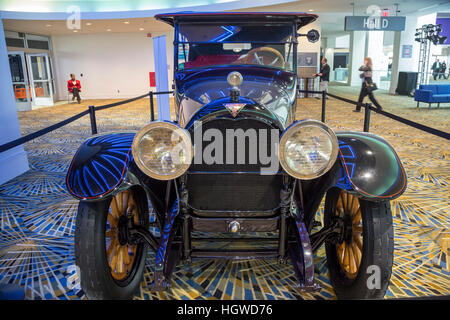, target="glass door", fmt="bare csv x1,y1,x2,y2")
26,53,54,106
8,52,31,111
